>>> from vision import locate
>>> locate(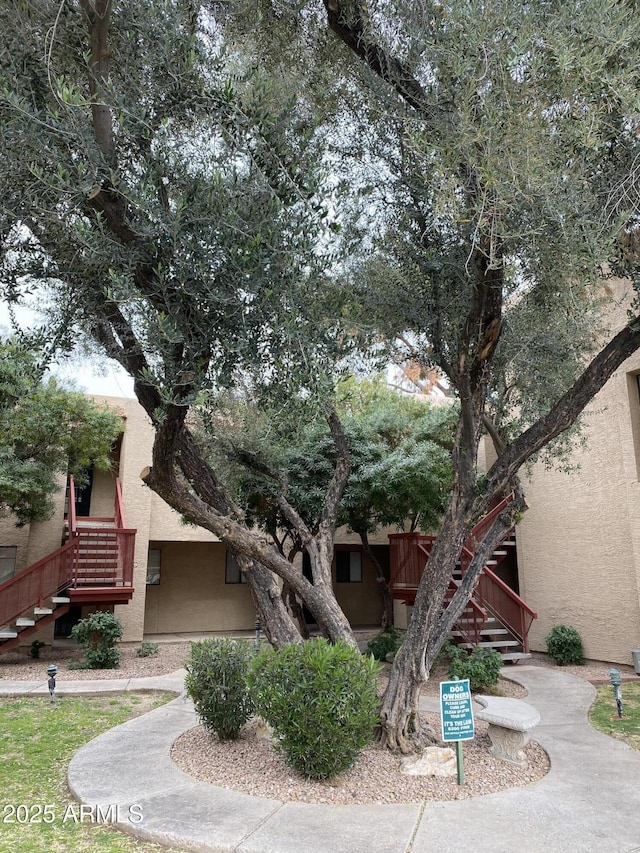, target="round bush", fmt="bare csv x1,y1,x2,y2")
545,624,583,665
447,644,503,692
366,628,402,661
185,638,254,740
248,638,380,780
70,610,123,669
